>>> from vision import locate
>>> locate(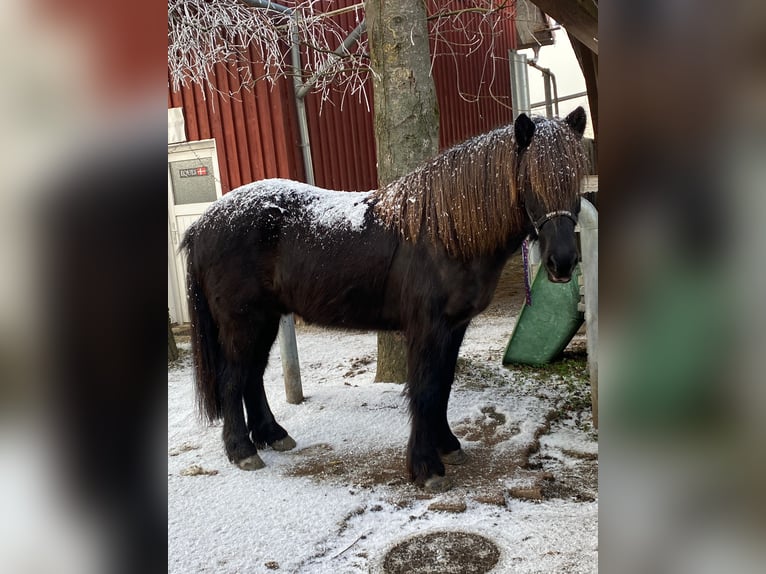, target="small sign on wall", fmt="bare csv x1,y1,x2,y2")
170,157,217,205
179,166,208,178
